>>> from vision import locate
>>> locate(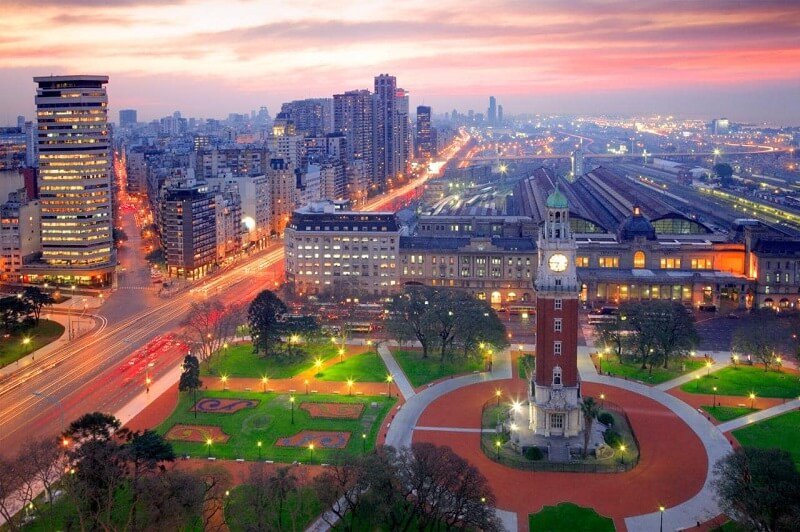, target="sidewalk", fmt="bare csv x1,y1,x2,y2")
578,346,730,531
